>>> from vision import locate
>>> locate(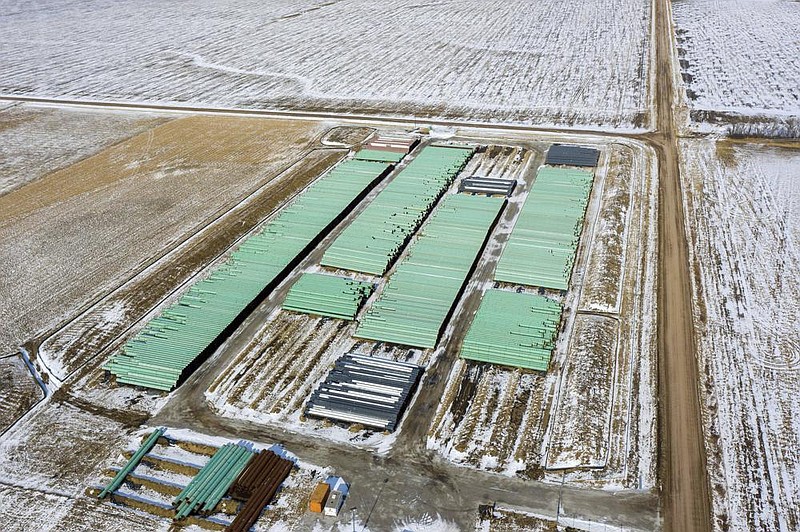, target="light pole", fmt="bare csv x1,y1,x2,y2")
351,507,357,532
